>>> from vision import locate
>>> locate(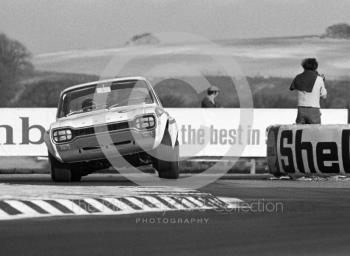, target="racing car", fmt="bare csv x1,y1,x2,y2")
45,77,179,182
